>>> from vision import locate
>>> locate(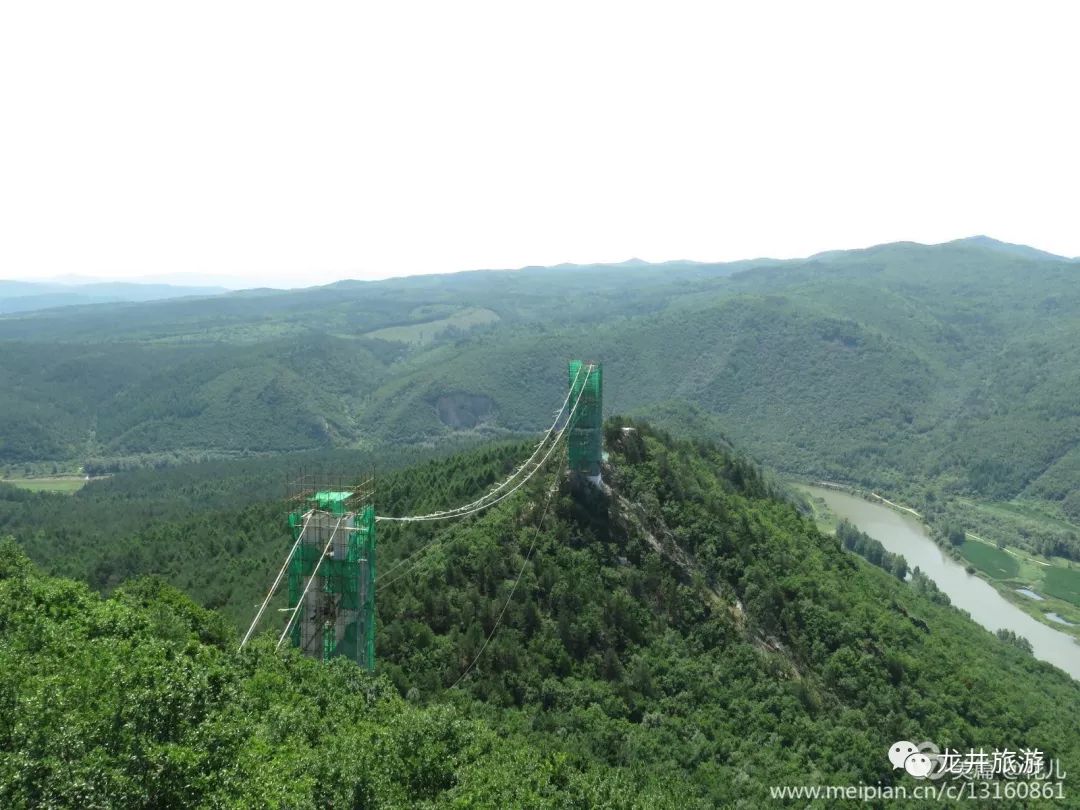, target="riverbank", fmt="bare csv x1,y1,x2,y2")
793,481,1080,640
796,484,1080,679
808,480,923,519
